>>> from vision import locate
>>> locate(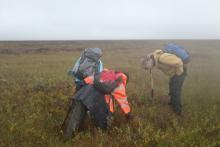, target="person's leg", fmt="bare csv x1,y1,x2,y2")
63,100,87,139
169,71,186,114
90,95,109,130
